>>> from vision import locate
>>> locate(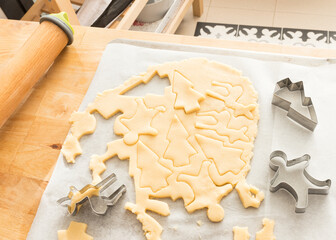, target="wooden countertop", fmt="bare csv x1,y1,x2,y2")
1,19,335,240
